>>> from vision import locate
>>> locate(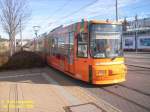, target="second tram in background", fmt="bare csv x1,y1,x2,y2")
27,20,127,84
